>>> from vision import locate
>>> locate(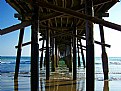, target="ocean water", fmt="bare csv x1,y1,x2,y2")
0,56,121,91
1,56,121,80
